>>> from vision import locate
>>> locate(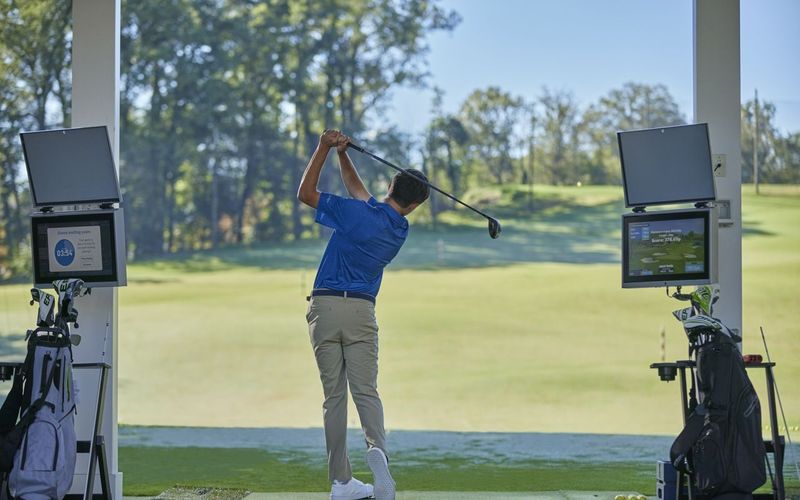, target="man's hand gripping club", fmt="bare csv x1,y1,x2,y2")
297,130,371,208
